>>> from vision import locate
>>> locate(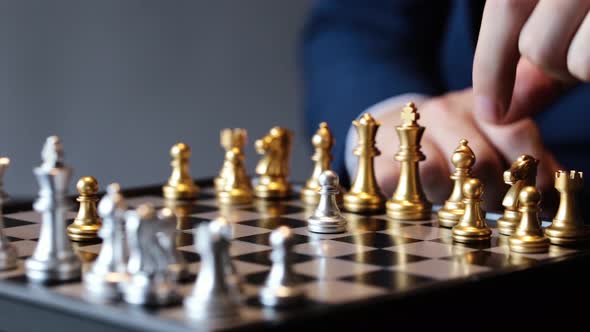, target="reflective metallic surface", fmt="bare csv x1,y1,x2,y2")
163,143,199,200
509,186,549,253
254,127,292,199
452,178,492,243
215,128,253,205
343,113,386,213
308,171,347,234
68,176,102,241
386,102,432,220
